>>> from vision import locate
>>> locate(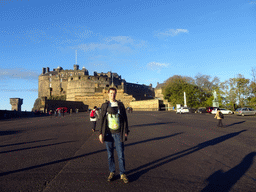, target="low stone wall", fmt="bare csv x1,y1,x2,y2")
0,110,46,120
129,99,160,111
